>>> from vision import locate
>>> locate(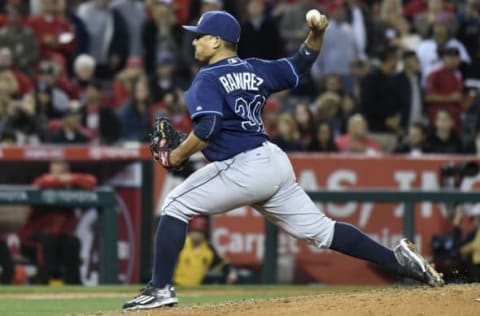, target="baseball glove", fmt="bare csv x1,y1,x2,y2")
149,116,187,169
